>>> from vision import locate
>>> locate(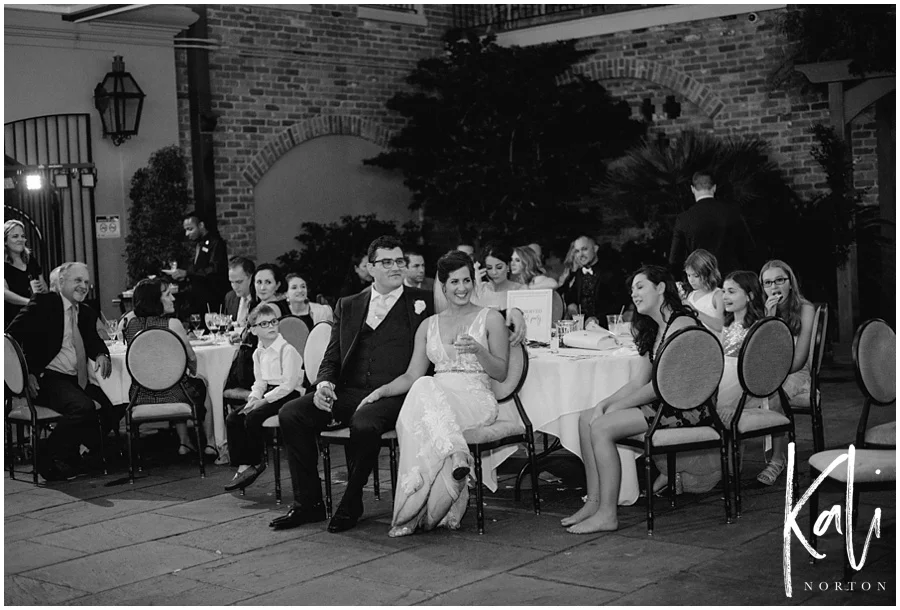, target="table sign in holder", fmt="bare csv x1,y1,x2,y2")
506,289,553,343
